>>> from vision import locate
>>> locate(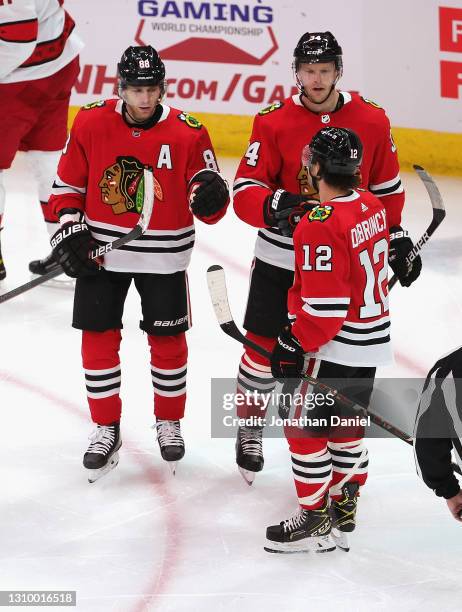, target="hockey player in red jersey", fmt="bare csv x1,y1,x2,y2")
48,46,229,482
0,0,83,278
265,127,391,553
233,31,421,484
